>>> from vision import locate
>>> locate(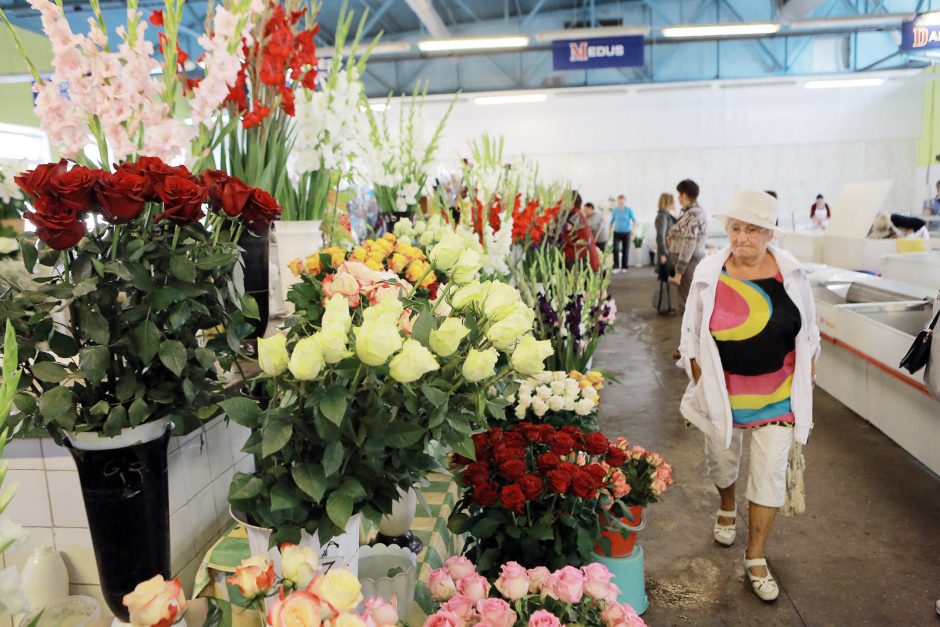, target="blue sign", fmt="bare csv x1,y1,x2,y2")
901,13,940,51
552,35,644,71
